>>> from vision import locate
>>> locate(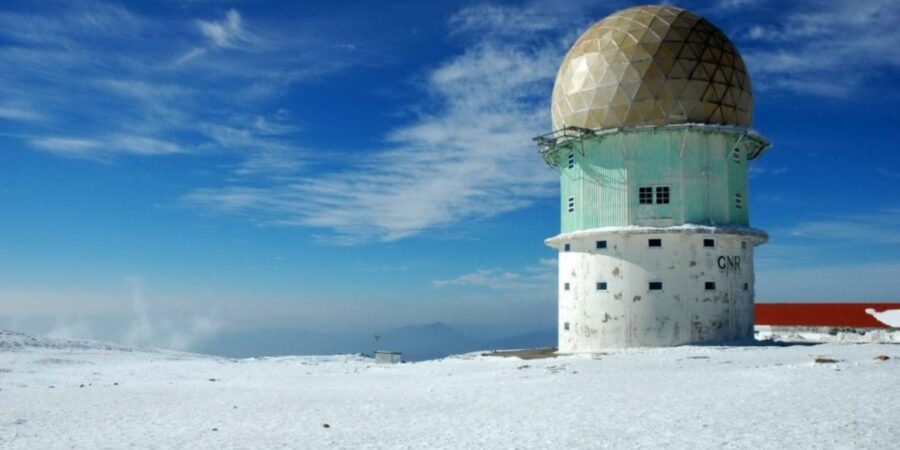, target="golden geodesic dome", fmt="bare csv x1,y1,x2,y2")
551,5,753,131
